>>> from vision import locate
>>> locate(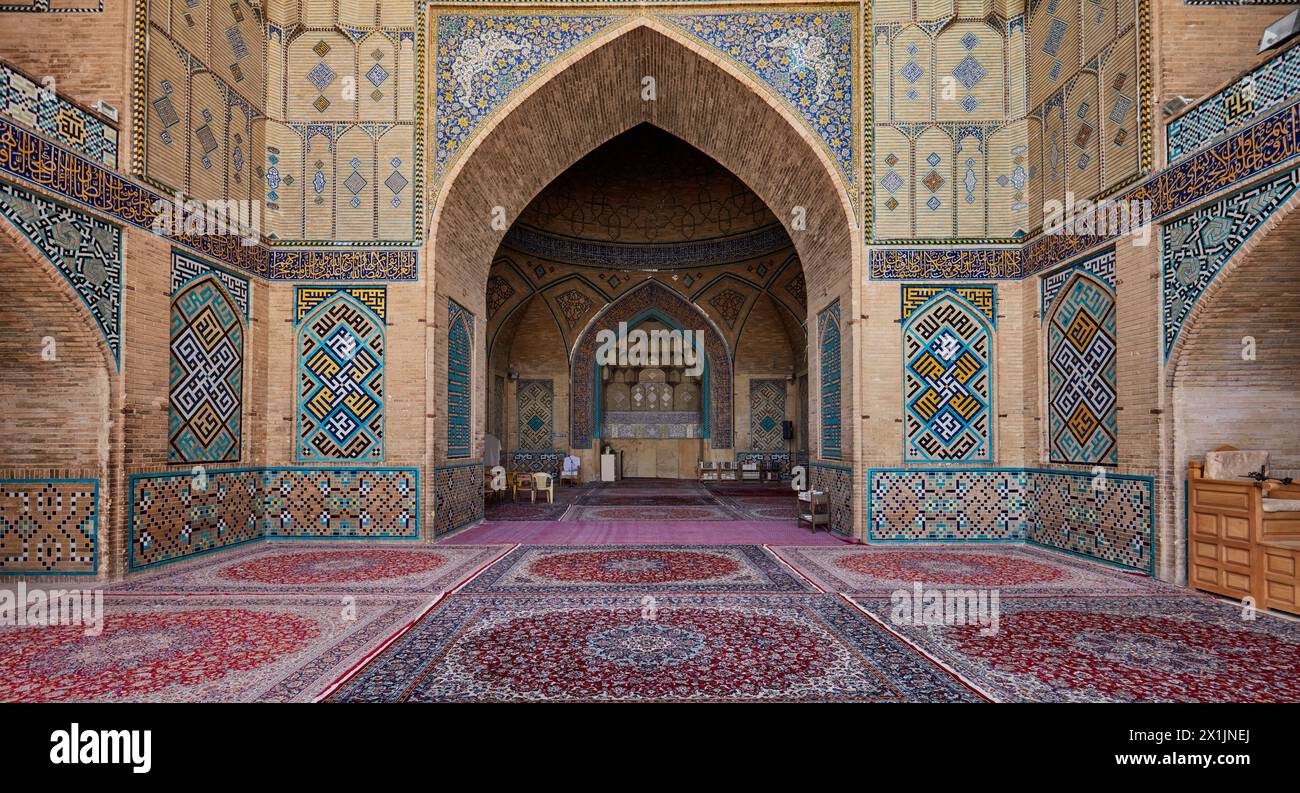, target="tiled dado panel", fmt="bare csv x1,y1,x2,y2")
867,468,1029,542
811,462,854,537
433,462,483,536
129,467,419,570
866,468,1154,573
1030,470,1154,574
0,479,98,575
